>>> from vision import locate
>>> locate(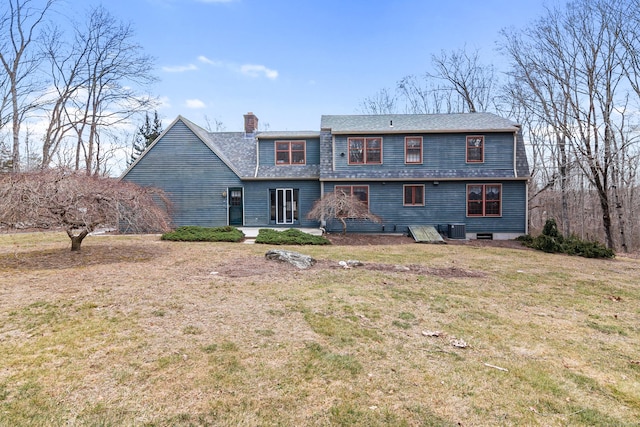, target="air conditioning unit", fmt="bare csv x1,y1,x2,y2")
448,223,466,239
